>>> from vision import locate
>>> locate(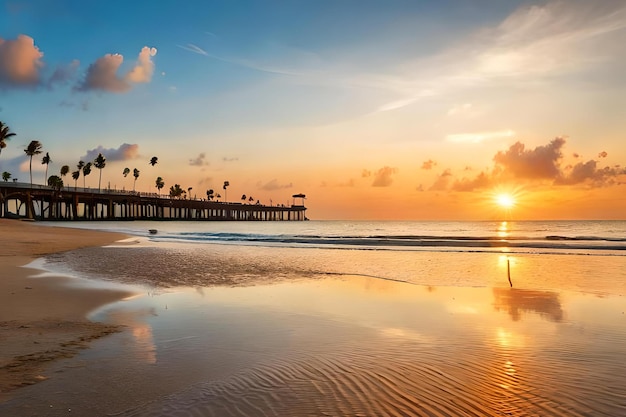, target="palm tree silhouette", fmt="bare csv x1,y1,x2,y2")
24,140,43,186
41,152,51,184
2,171,11,182
82,162,92,188
76,161,85,189
133,168,140,192
60,165,69,178
122,167,130,190
187,187,193,199
71,170,80,190
169,184,184,199
94,153,106,192
206,189,214,200
241,194,247,203
223,181,229,202
149,156,158,166
0,121,16,155
155,176,164,196
47,175,63,190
